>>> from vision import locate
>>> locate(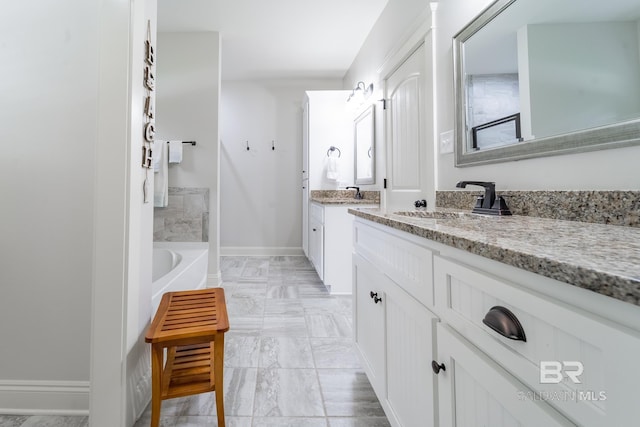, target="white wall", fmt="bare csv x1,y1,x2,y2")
307,90,354,190
0,0,96,412
220,79,342,254
1,1,157,422
156,31,221,283
124,0,157,424
435,0,640,191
